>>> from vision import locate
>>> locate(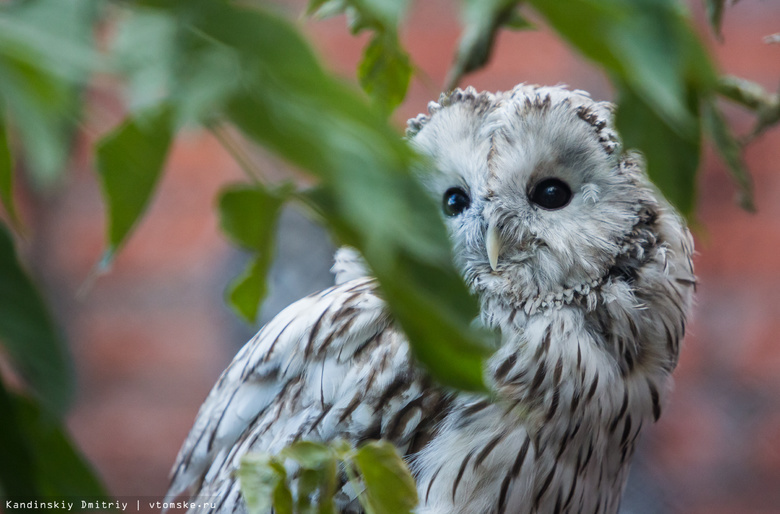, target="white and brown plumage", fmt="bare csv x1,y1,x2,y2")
167,84,695,513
